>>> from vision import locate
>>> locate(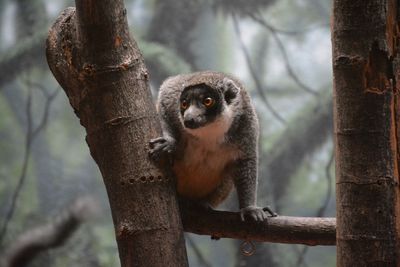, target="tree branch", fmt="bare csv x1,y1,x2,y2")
1,196,99,267
249,13,318,96
181,207,336,246
232,13,286,124
0,82,58,245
